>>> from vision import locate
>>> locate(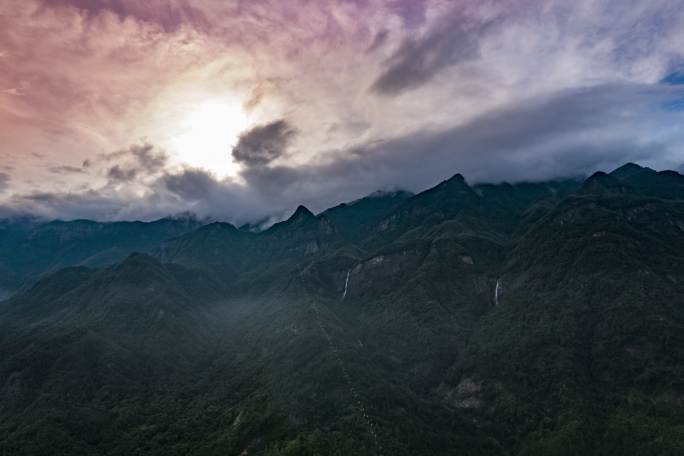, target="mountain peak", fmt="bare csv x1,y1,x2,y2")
610,162,653,180
580,171,632,195
613,162,643,172
430,173,477,198
290,205,315,220
264,205,317,233
446,173,466,183
431,173,470,192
